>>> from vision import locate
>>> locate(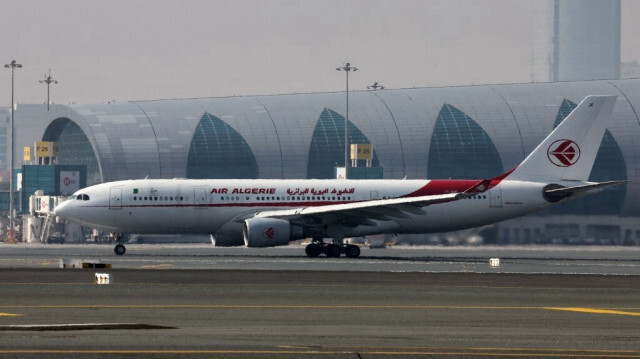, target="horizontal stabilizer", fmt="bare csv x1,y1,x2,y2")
544,181,626,202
